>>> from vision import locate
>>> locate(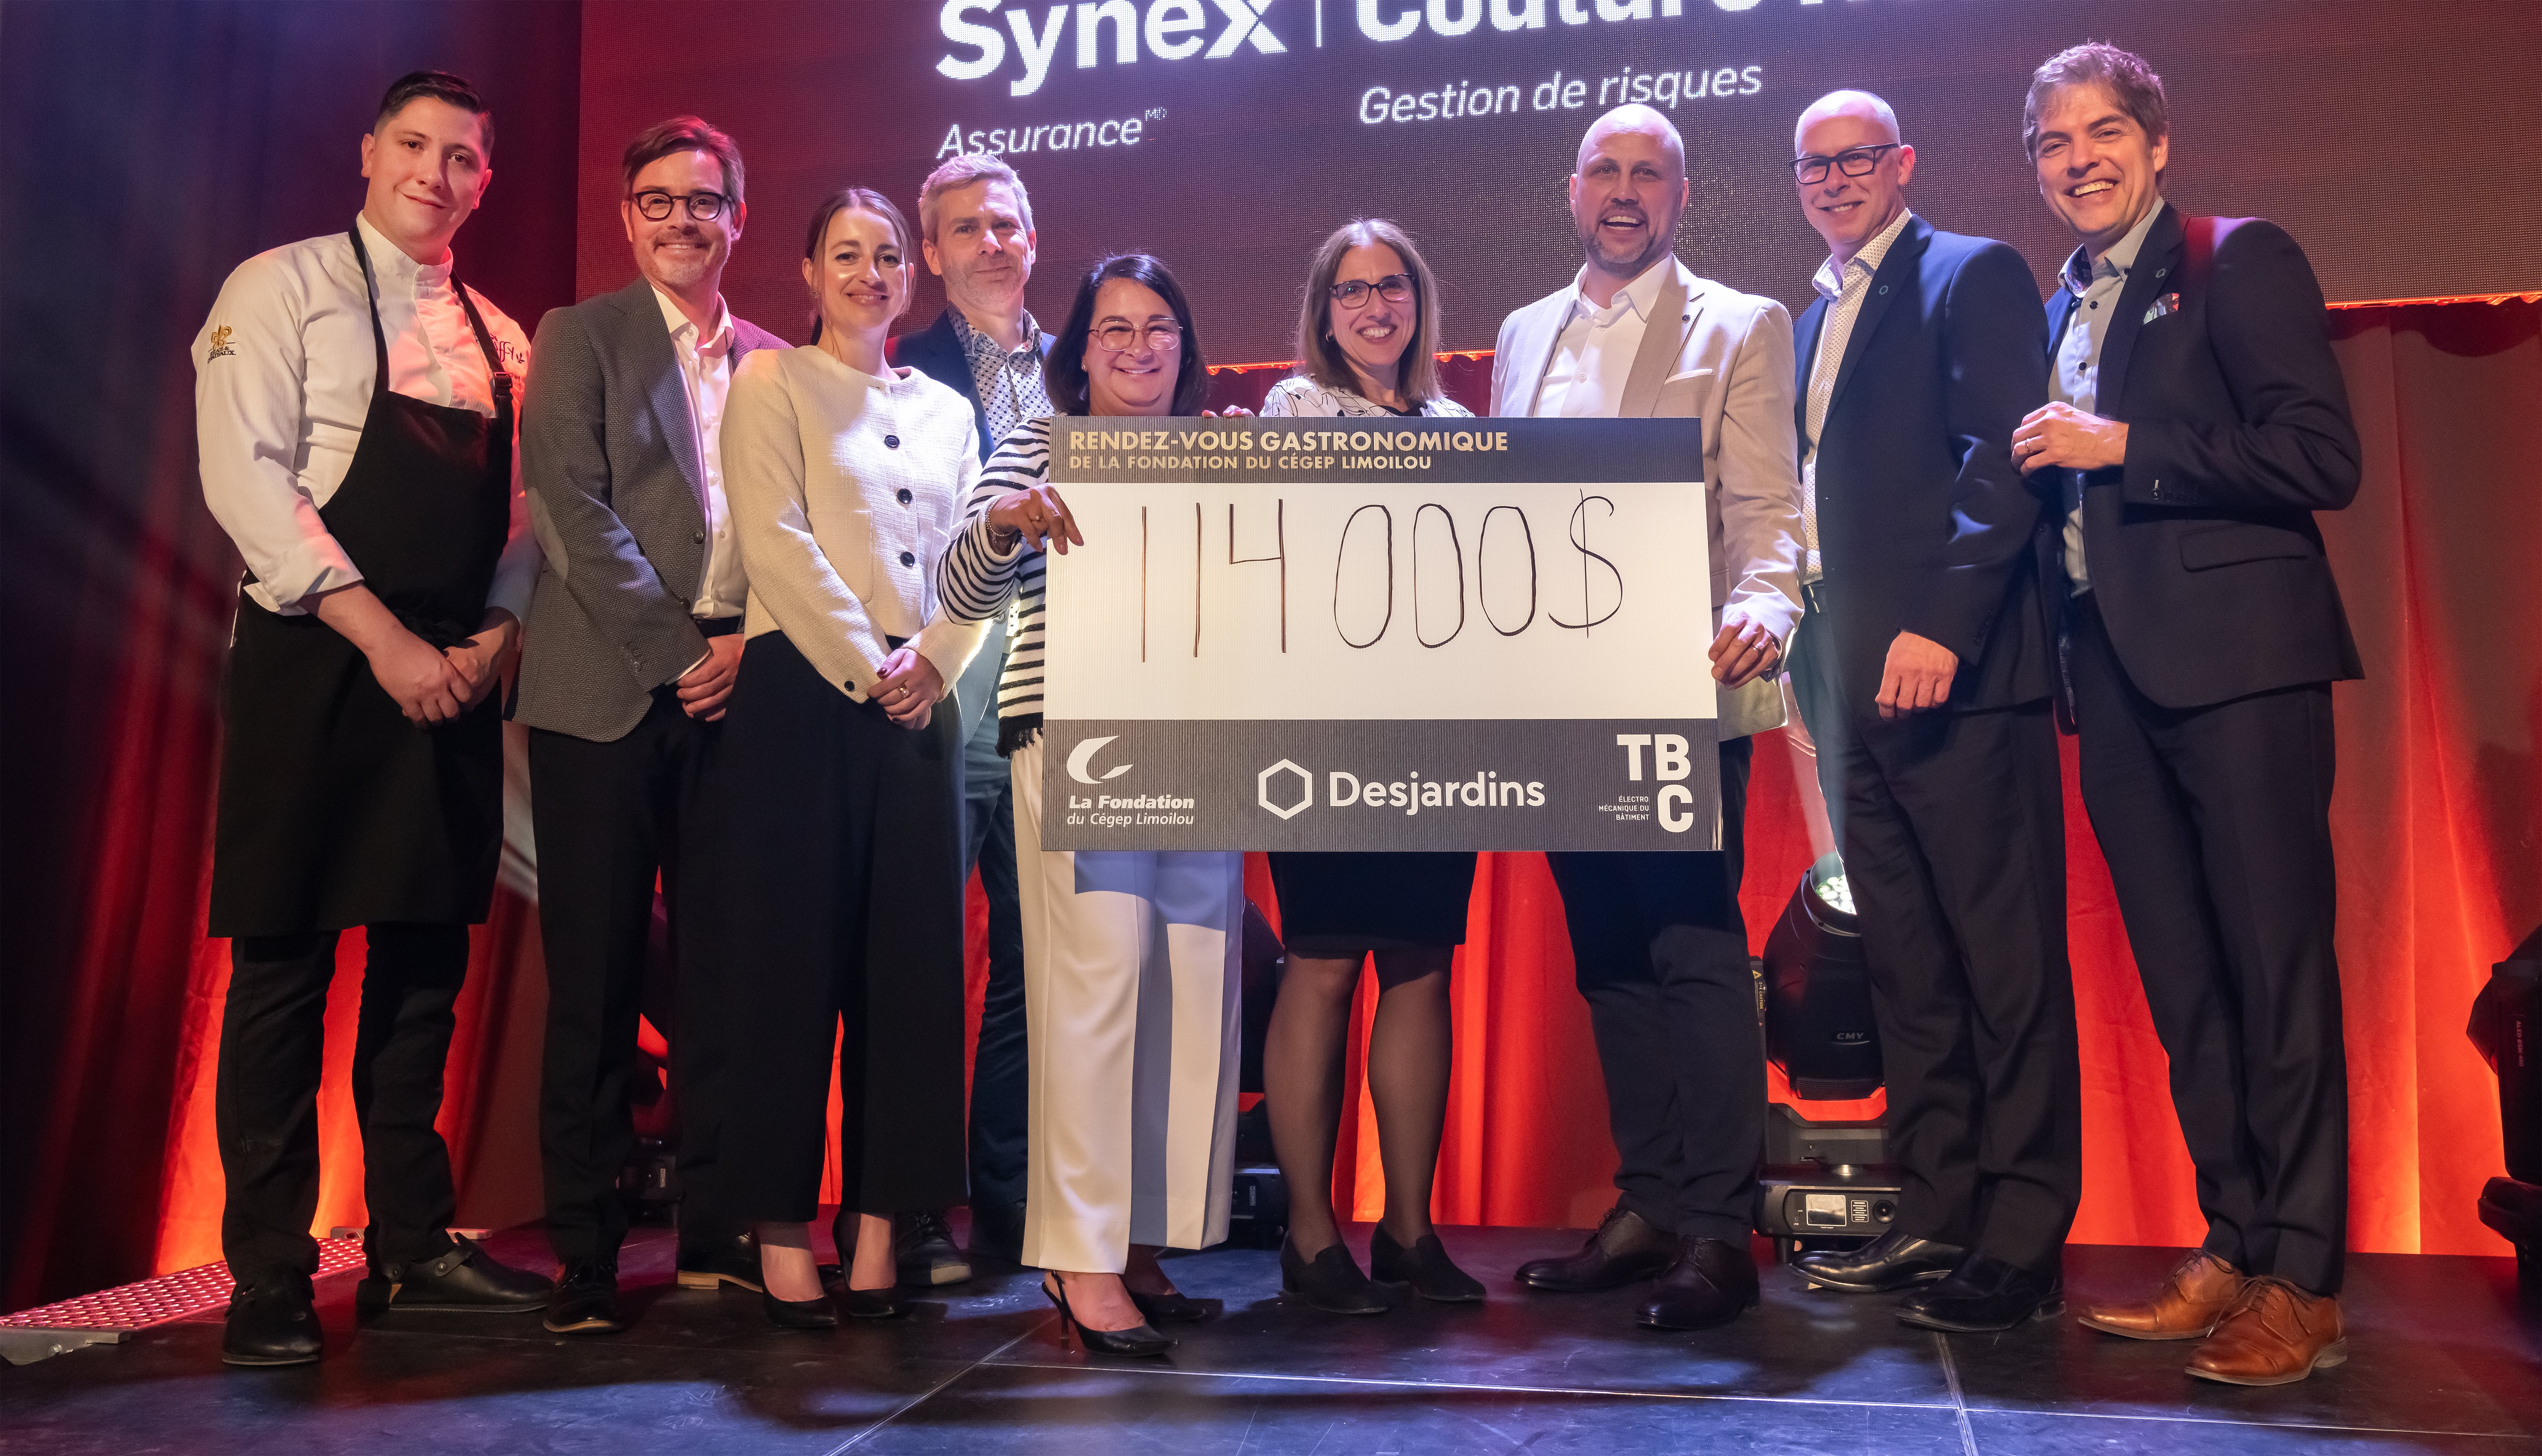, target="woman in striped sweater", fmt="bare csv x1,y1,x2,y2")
938,254,1241,1357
